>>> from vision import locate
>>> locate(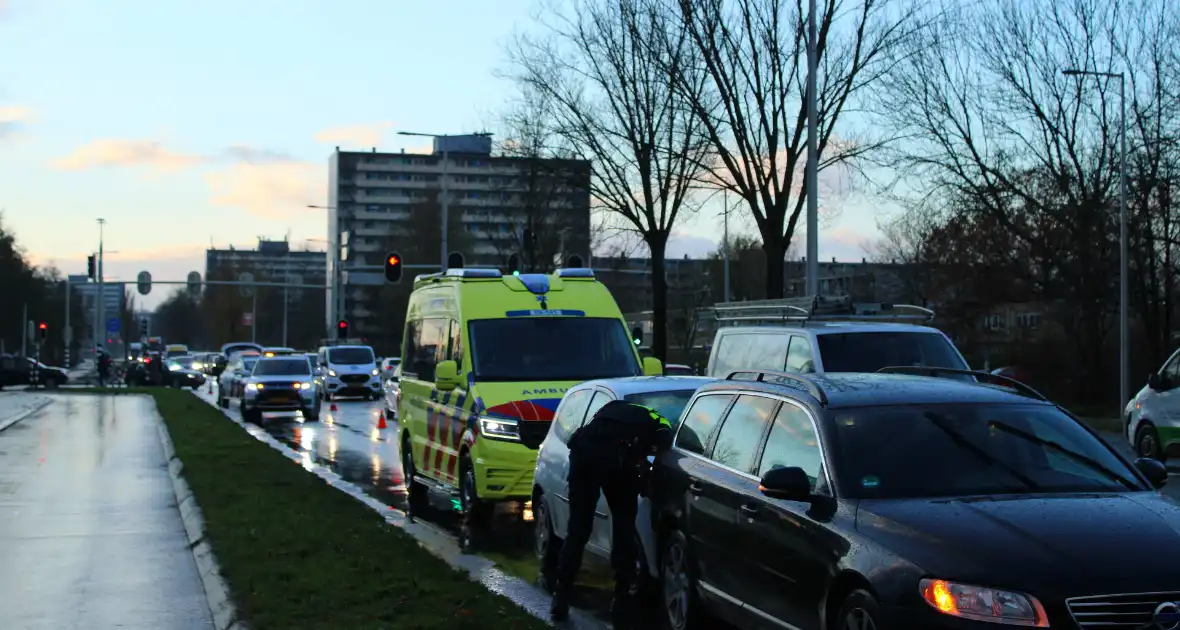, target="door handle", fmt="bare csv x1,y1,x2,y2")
740,504,760,518
688,481,704,494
